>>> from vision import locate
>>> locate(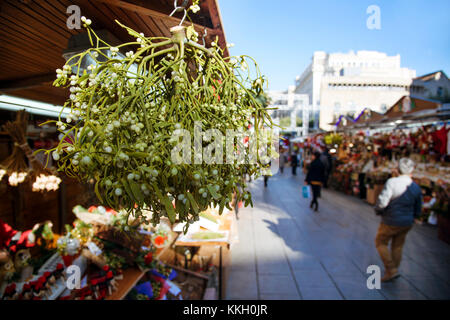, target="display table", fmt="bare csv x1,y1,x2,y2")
105,241,174,300
106,267,146,300
173,210,237,299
